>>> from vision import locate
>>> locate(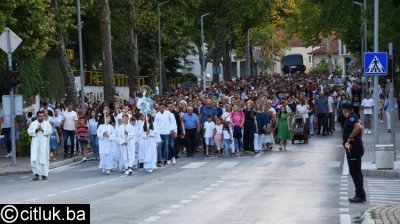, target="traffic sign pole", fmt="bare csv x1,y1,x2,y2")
6,28,17,166
373,0,379,163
